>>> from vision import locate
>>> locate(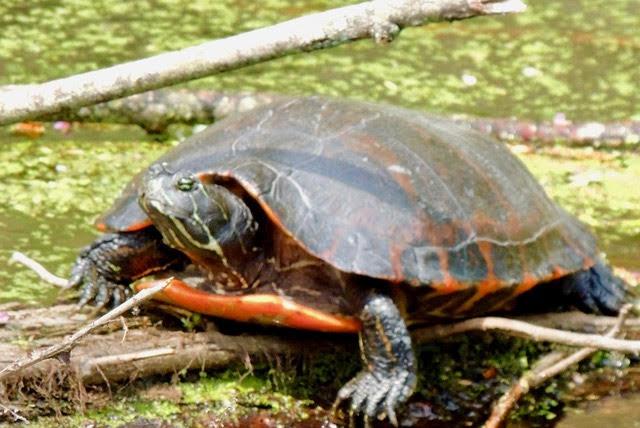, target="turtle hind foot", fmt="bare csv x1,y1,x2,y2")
563,261,628,315
333,364,416,427
333,292,417,427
